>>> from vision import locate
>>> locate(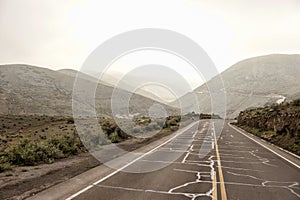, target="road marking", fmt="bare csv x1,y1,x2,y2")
212,170,217,200
276,146,300,159
65,121,199,200
213,123,227,200
228,123,300,169
181,131,197,164
182,145,193,163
